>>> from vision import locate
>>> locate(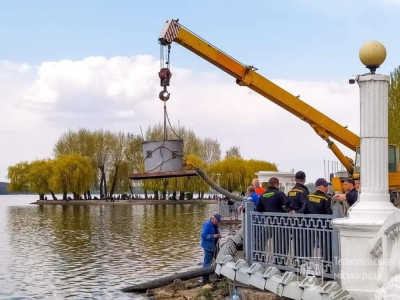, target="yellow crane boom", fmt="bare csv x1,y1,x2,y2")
158,19,358,175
